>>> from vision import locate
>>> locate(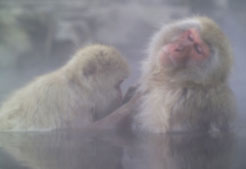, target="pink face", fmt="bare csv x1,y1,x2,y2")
159,28,210,66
